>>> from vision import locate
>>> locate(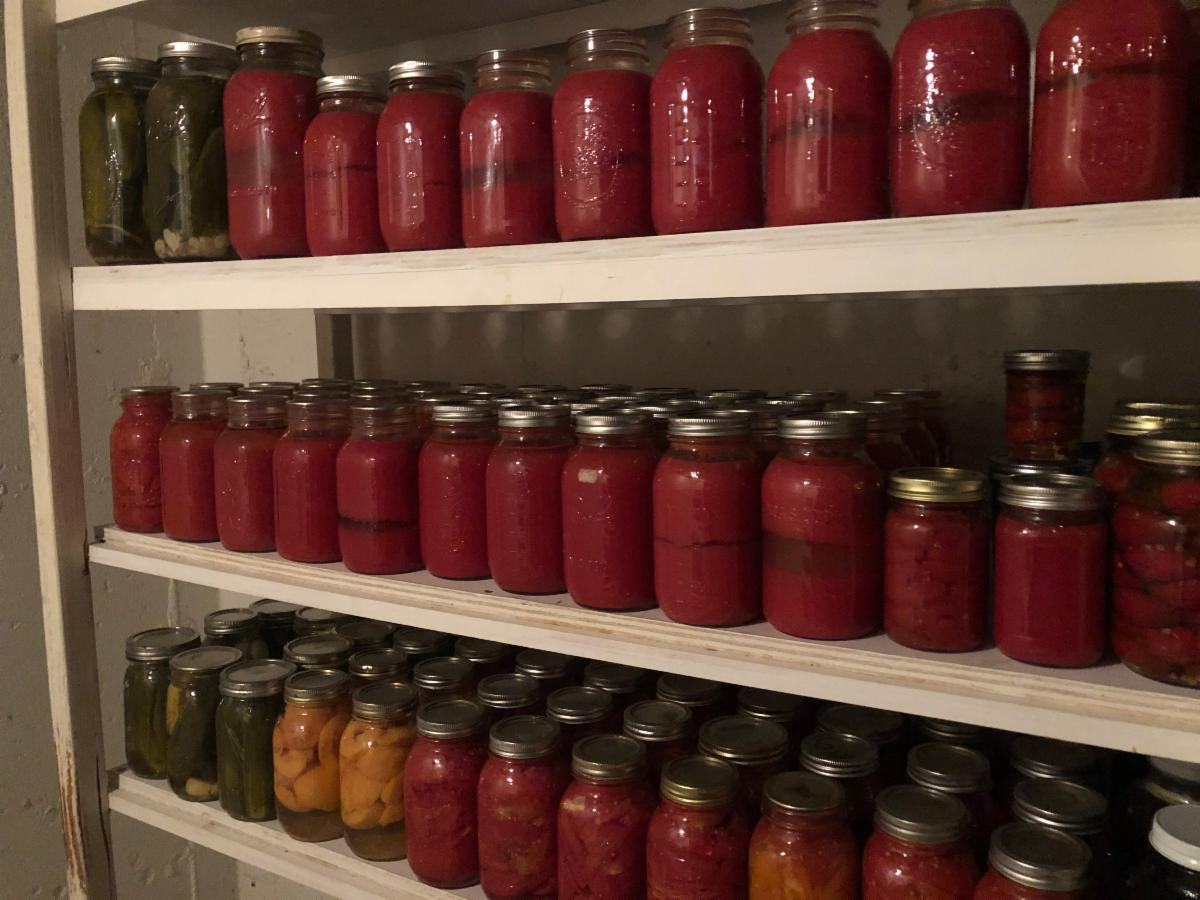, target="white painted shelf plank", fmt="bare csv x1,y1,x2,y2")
92,527,1200,761
109,772,481,899
72,200,1200,312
